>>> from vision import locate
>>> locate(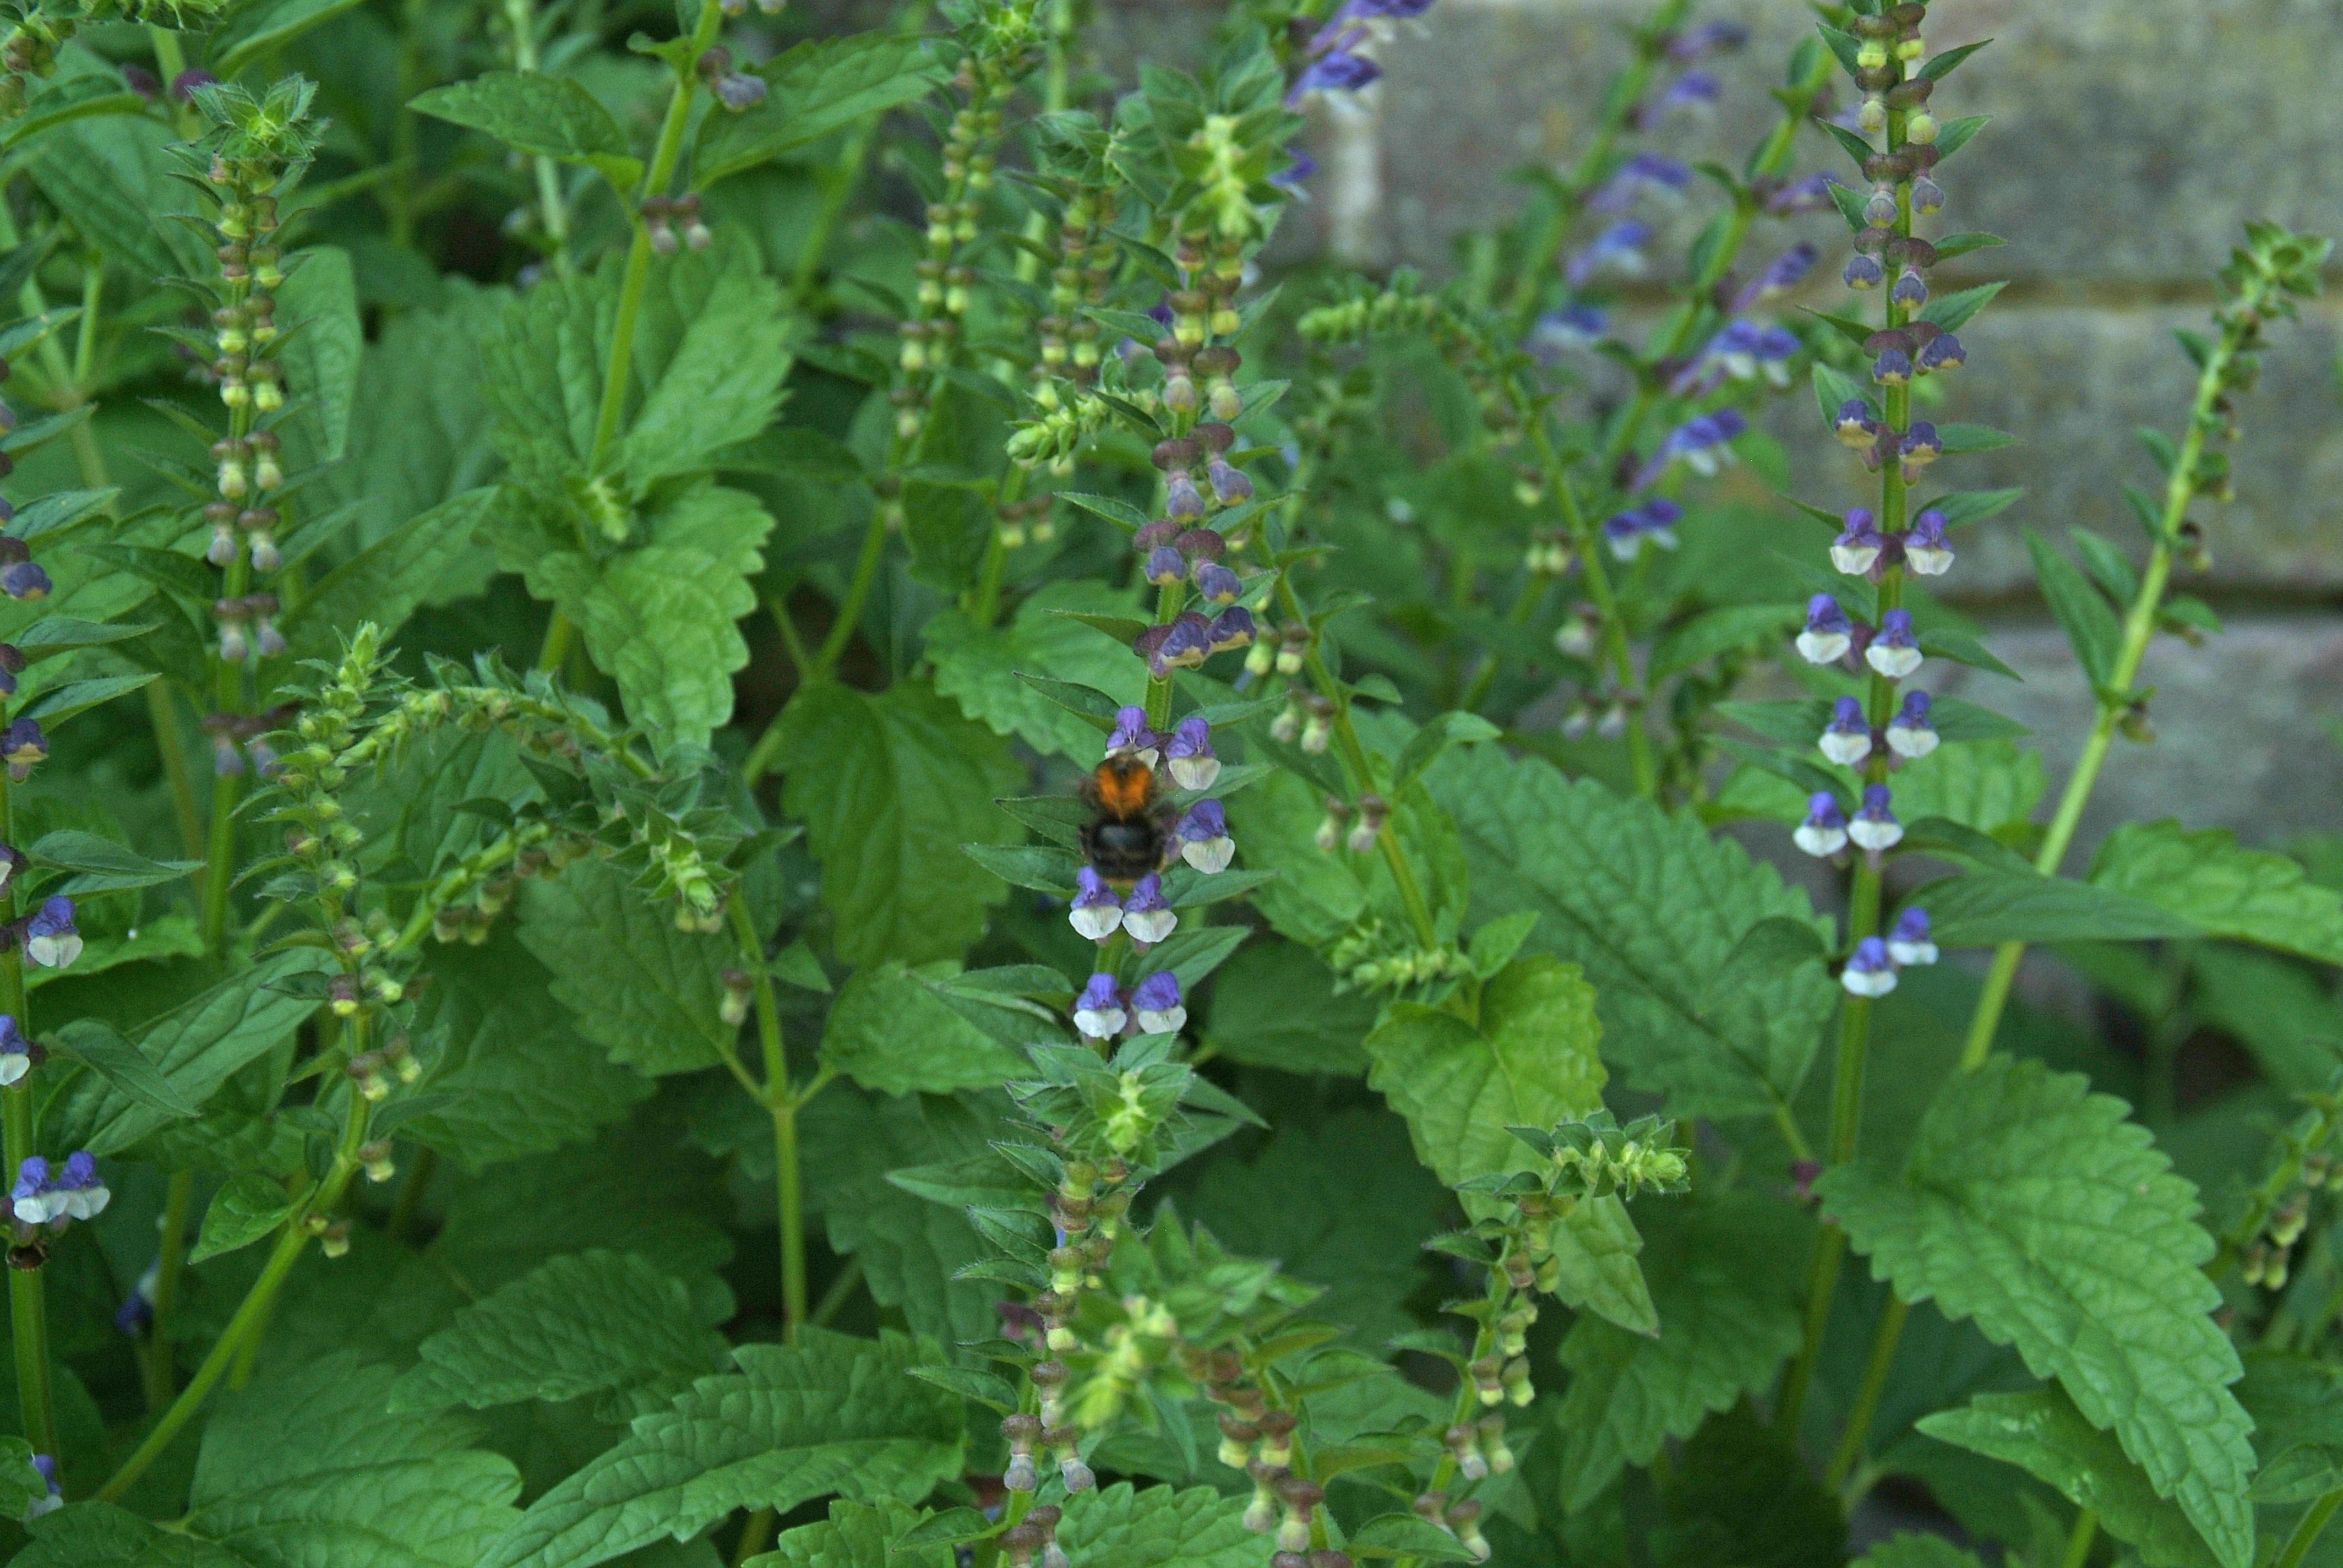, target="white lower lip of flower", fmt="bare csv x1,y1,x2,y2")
1866,645,1922,679
1646,527,1679,551
1070,906,1124,941
1169,757,1219,791
1887,726,1938,758
1820,732,1872,766
1841,966,1898,997
1830,545,1879,575
1136,1006,1187,1034
1793,824,1848,857
25,934,78,968
1123,909,1178,944
12,1195,50,1224
1606,536,1641,562
1074,1007,1126,1038
1907,547,1954,575
1848,819,1904,851
62,1189,107,1221
1181,838,1234,874
1797,631,1850,665
0,1054,24,1087
1888,939,1939,967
